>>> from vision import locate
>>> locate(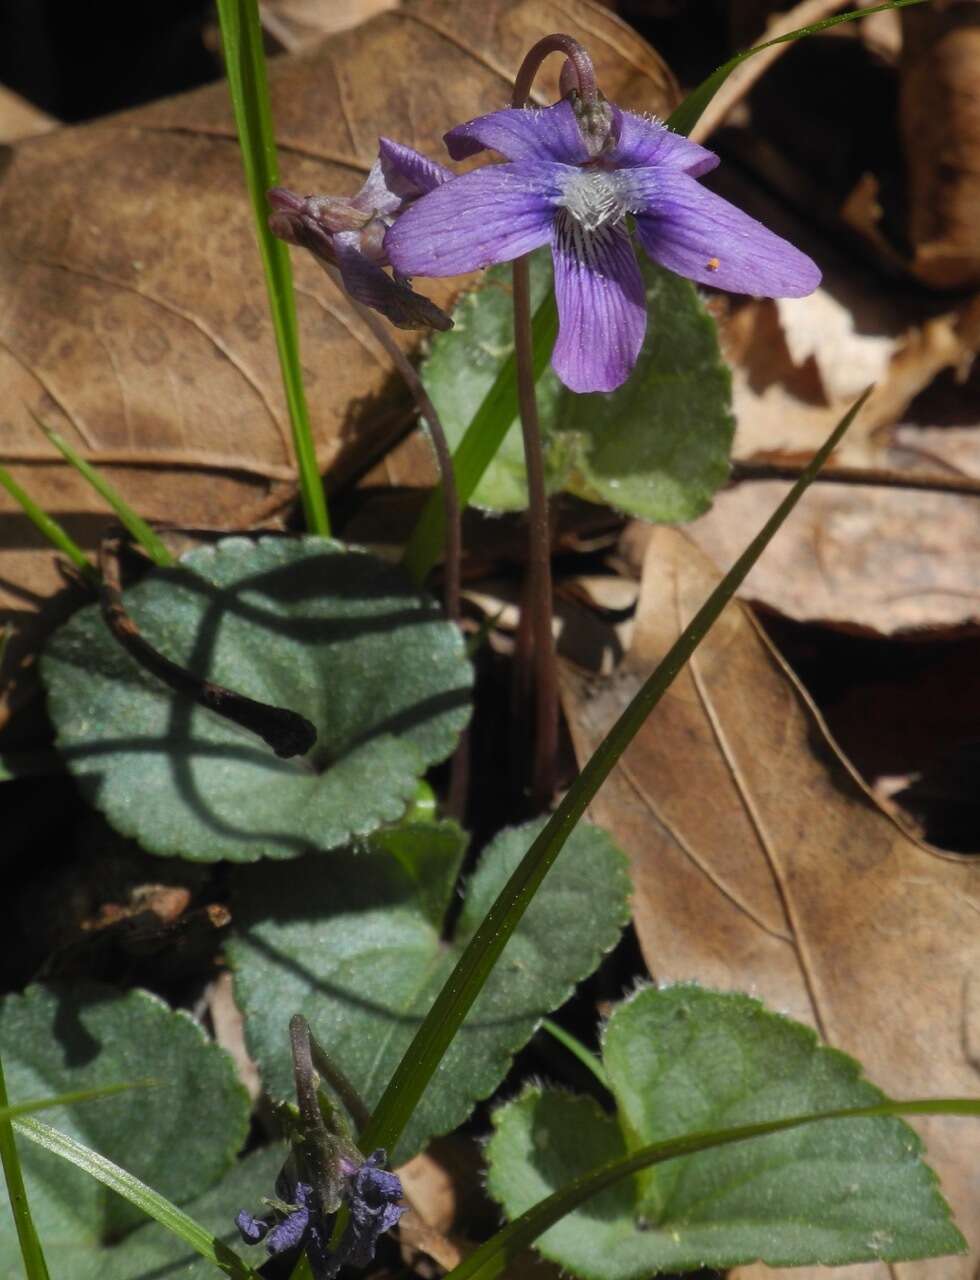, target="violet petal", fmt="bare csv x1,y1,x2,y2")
378,137,453,196
385,162,562,277
444,101,589,165
334,234,453,330
264,1202,310,1255
632,169,821,296
609,108,719,177
550,214,647,393
235,1209,269,1246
